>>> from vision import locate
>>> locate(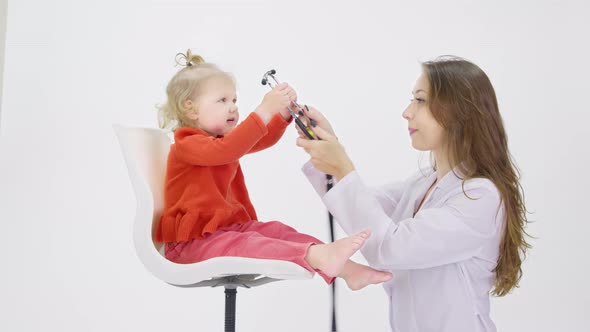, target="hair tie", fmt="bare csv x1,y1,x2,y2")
175,49,204,67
